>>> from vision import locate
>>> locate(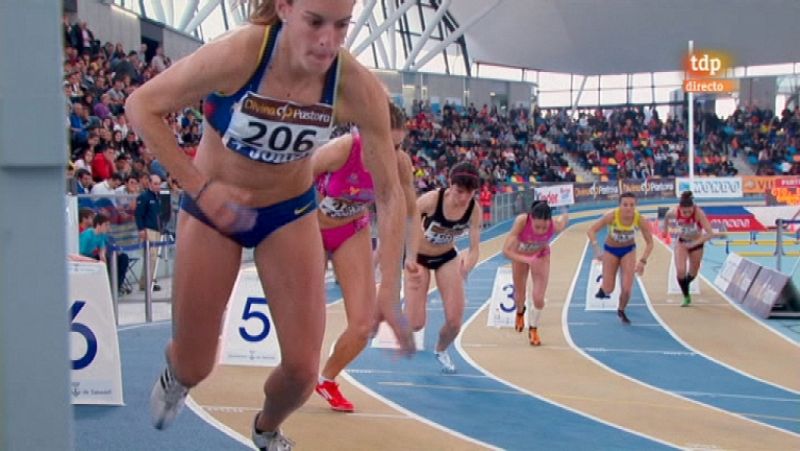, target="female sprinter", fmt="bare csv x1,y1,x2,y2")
502,200,568,345
311,101,420,412
587,192,653,324
404,162,481,373
662,190,715,306
126,1,411,448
